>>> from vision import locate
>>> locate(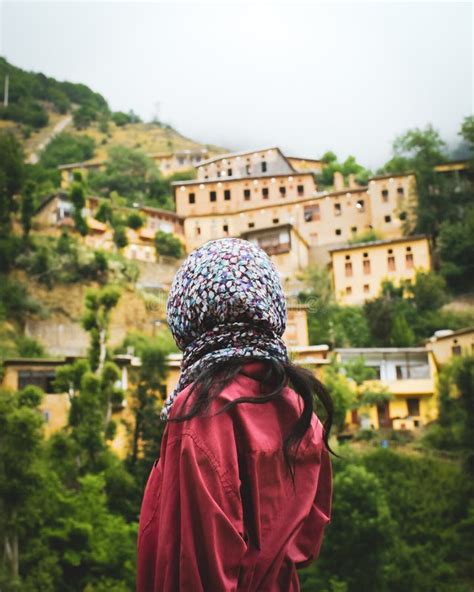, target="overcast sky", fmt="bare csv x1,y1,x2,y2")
1,1,472,168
